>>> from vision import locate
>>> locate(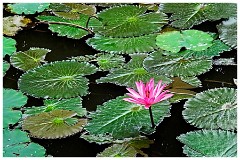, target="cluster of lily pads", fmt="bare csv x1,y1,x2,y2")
3,3,237,157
